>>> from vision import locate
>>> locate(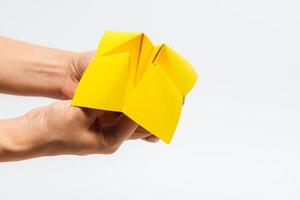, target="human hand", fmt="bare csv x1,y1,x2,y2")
60,51,95,100
0,101,157,162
